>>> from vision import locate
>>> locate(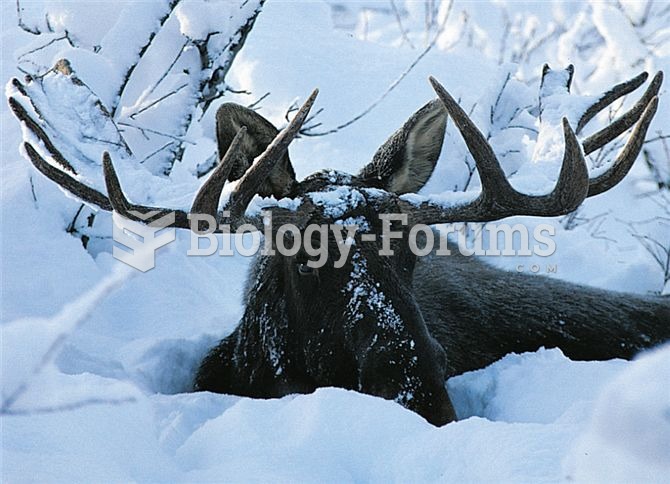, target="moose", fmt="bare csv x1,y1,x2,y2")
10,64,670,426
